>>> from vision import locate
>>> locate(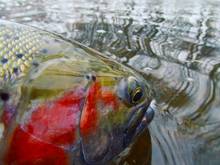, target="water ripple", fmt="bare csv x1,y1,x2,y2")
1,0,220,164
